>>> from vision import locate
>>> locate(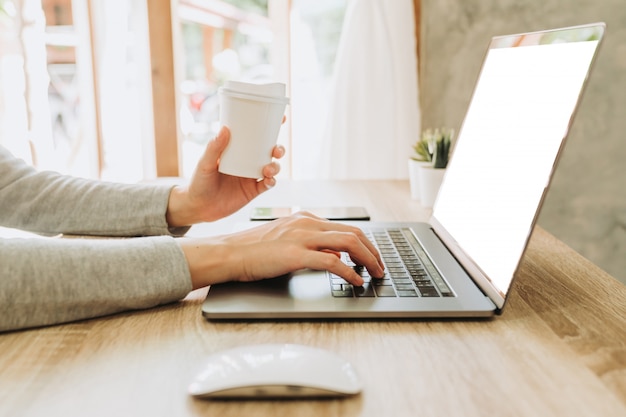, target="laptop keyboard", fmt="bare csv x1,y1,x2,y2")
329,228,454,298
